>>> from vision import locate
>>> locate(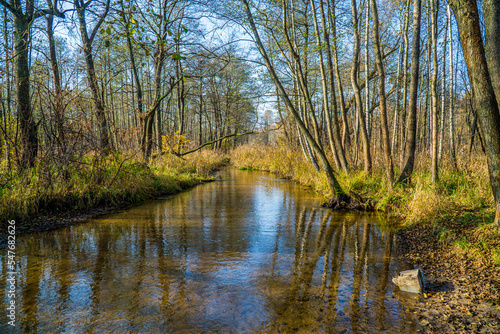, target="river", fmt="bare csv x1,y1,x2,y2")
1,168,418,333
